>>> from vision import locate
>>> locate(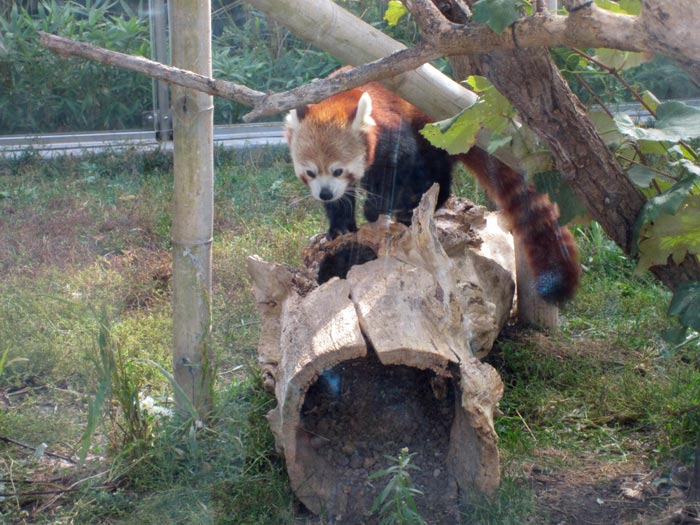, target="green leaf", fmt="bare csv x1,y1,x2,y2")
421,109,481,155
642,90,660,114
588,110,626,146
656,102,700,140
636,194,700,270
485,133,512,154
668,281,700,331
669,144,700,161
632,177,697,255
677,159,700,178
637,140,670,156
472,0,527,35
421,77,514,154
615,101,700,143
593,0,640,14
627,165,659,188
593,49,648,71
618,0,642,14
384,1,409,26
466,75,494,93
